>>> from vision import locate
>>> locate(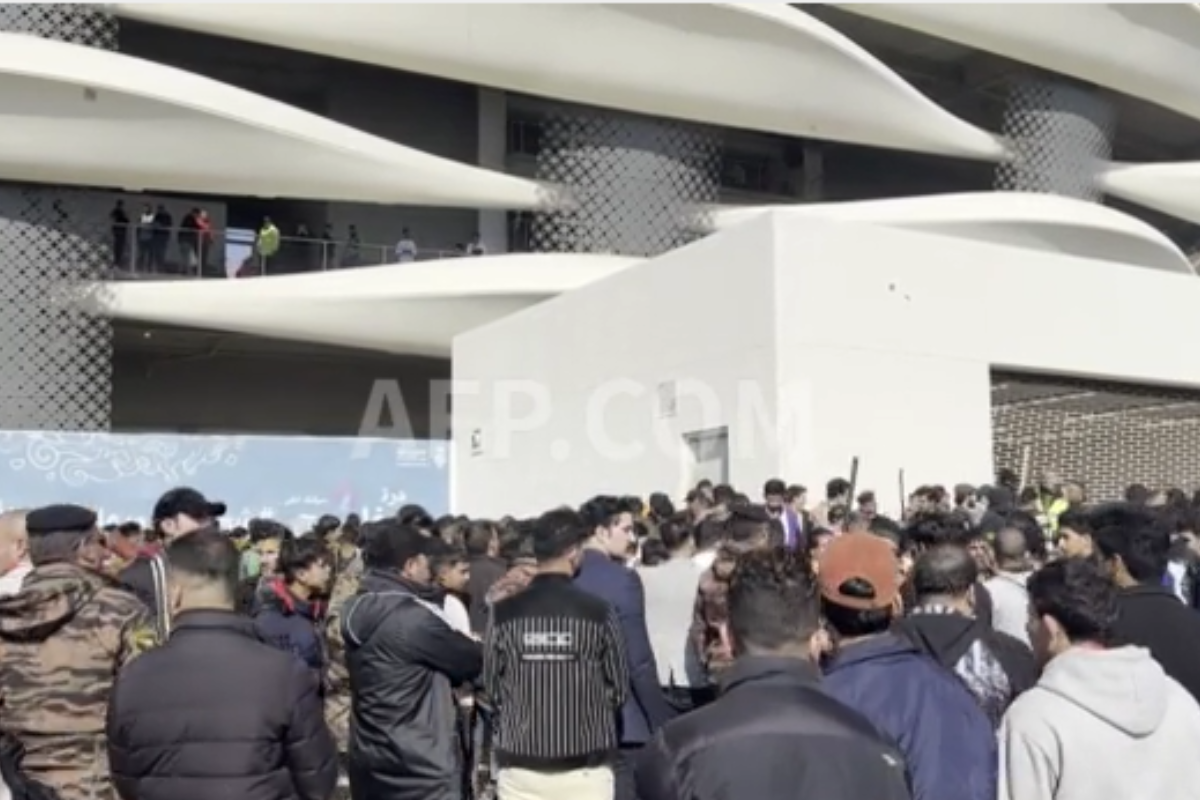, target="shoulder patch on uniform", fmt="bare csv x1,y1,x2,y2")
125,621,158,657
